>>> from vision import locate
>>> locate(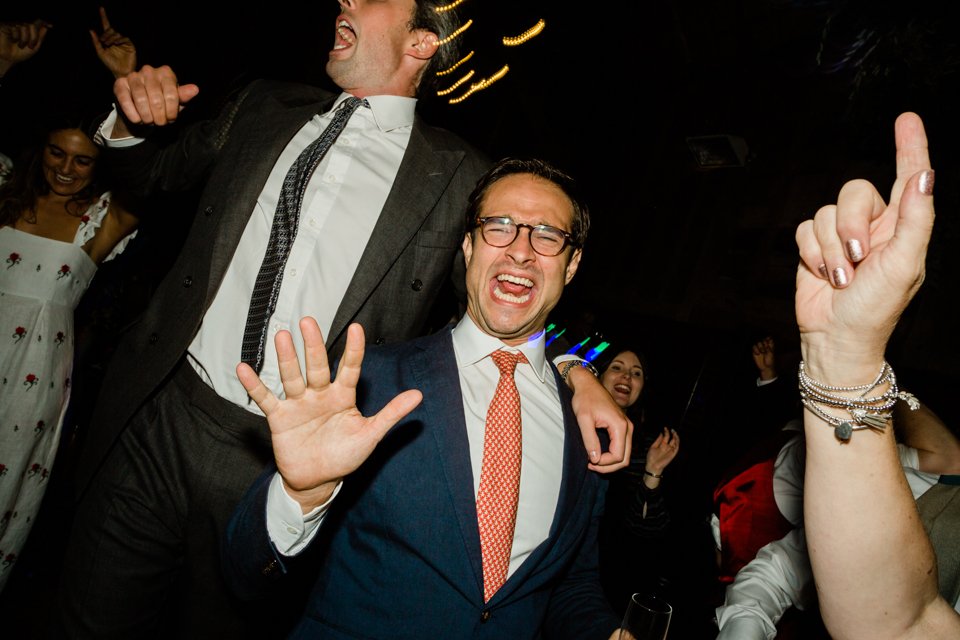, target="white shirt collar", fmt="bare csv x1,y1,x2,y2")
334,92,416,132
451,314,550,383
